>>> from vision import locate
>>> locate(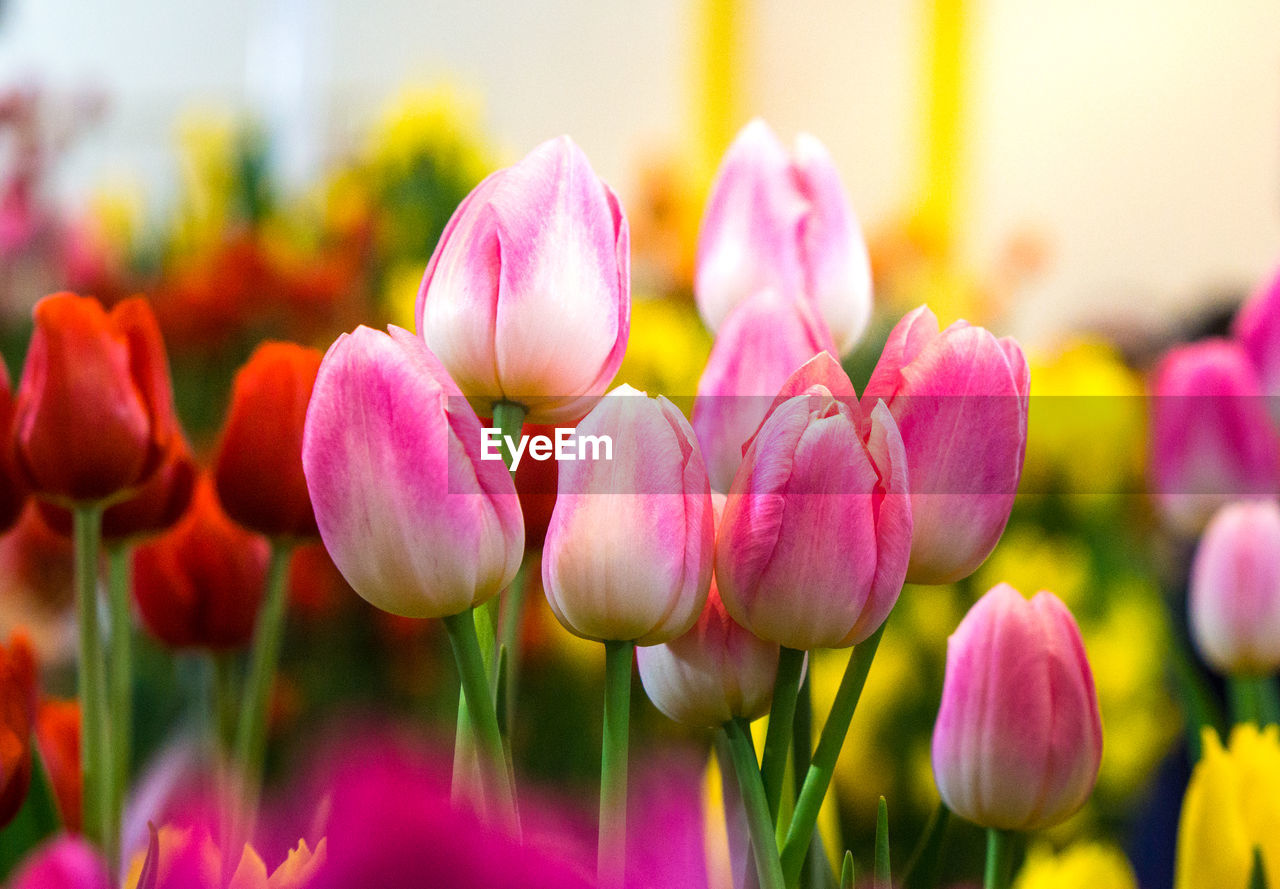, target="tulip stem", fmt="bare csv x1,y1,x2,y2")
1229,676,1279,727
780,621,887,889
74,505,113,865
444,608,517,822
599,639,634,888
983,828,1016,889
106,543,133,840
723,718,787,889
762,647,805,824
235,541,293,796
